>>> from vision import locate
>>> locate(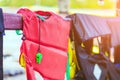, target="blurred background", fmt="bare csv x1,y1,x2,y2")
0,0,118,80
0,0,117,16
0,0,116,9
